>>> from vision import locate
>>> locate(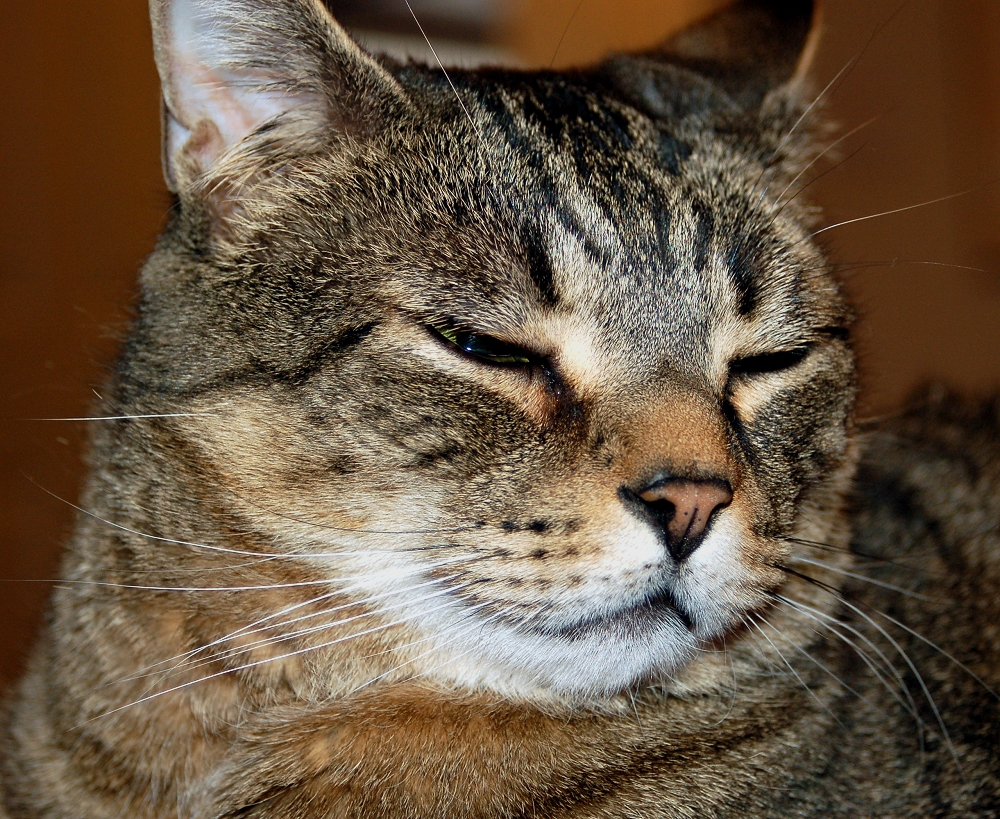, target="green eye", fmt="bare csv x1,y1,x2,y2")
433,324,535,367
